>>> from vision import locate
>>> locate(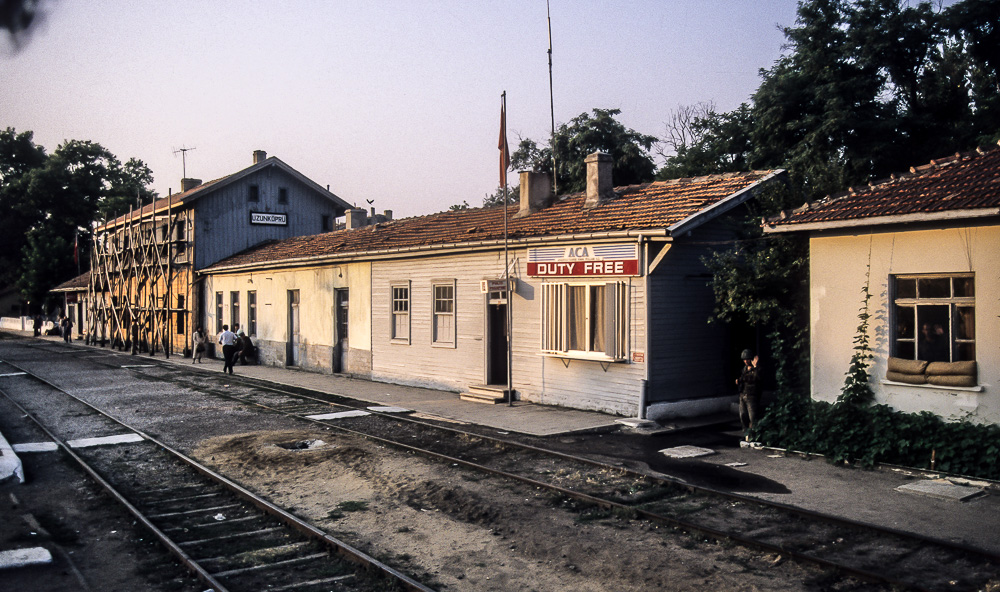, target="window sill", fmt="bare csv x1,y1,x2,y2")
881,380,983,393
431,341,456,349
541,351,627,363
390,338,410,345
